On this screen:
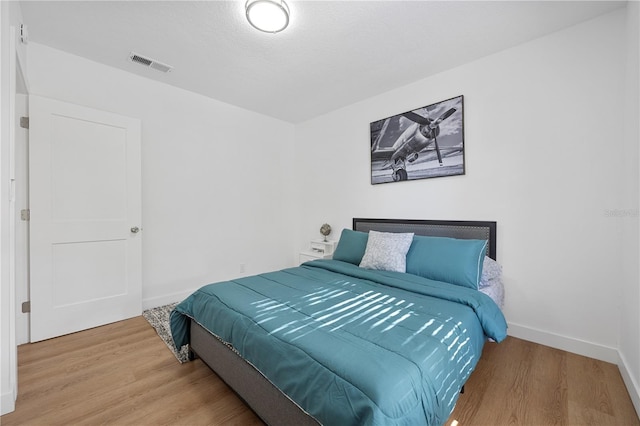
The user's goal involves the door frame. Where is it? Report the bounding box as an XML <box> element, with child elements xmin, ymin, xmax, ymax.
<box><xmin>1</xmin><ymin>23</ymin><xmax>25</xmax><ymax>416</ymax></box>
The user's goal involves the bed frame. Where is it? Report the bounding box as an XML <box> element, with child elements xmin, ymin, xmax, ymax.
<box><xmin>188</xmin><ymin>218</ymin><xmax>497</xmax><ymax>425</ymax></box>
<box><xmin>353</xmin><ymin>218</ymin><xmax>497</xmax><ymax>260</ymax></box>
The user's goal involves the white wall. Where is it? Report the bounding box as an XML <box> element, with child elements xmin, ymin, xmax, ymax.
<box><xmin>26</xmin><ymin>43</ymin><xmax>296</xmax><ymax>309</ymax></box>
<box><xmin>620</xmin><ymin>1</ymin><xmax>640</xmax><ymax>415</ymax></box>
<box><xmin>294</xmin><ymin>9</ymin><xmax>628</xmax><ymax>362</ymax></box>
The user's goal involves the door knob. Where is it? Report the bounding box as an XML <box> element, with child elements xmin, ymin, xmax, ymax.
<box><xmin>130</xmin><ymin>226</ymin><xmax>140</xmax><ymax>234</ymax></box>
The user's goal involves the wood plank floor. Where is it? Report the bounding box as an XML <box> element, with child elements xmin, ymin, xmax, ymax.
<box><xmin>2</xmin><ymin>316</ymin><xmax>638</xmax><ymax>425</ymax></box>
<box><xmin>448</xmin><ymin>337</ymin><xmax>639</xmax><ymax>426</ymax></box>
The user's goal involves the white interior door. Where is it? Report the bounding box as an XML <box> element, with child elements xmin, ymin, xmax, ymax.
<box><xmin>29</xmin><ymin>95</ymin><xmax>142</xmax><ymax>342</ymax></box>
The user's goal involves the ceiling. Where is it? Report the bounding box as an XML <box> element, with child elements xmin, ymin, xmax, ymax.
<box><xmin>20</xmin><ymin>1</ymin><xmax>625</xmax><ymax>123</ymax></box>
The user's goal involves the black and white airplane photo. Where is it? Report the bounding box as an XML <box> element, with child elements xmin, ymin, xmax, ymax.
<box><xmin>370</xmin><ymin>95</ymin><xmax>465</xmax><ymax>184</ymax></box>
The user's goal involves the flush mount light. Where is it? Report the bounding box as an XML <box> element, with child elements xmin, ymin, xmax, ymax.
<box><xmin>245</xmin><ymin>0</ymin><xmax>290</xmax><ymax>33</ymax></box>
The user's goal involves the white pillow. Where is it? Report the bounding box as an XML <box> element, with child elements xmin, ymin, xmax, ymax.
<box><xmin>359</xmin><ymin>231</ymin><xmax>414</xmax><ymax>273</ymax></box>
<box><xmin>480</xmin><ymin>256</ymin><xmax>503</xmax><ymax>288</ymax></box>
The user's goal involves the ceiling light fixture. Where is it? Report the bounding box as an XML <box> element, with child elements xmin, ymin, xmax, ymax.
<box><xmin>245</xmin><ymin>0</ymin><xmax>290</xmax><ymax>33</ymax></box>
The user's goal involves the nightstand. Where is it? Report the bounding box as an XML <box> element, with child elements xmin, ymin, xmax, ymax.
<box><xmin>299</xmin><ymin>239</ymin><xmax>337</xmax><ymax>265</ymax></box>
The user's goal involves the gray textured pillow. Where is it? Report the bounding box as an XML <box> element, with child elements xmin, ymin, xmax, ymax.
<box><xmin>359</xmin><ymin>231</ymin><xmax>414</xmax><ymax>273</ymax></box>
<box><xmin>480</xmin><ymin>256</ymin><xmax>503</xmax><ymax>288</ymax></box>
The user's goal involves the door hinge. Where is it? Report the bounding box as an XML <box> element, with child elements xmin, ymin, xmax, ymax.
<box><xmin>20</xmin><ymin>209</ymin><xmax>30</xmax><ymax>221</ymax></box>
<box><xmin>20</xmin><ymin>116</ymin><xmax>29</xmax><ymax>129</ymax></box>
<box><xmin>22</xmin><ymin>301</ymin><xmax>31</xmax><ymax>313</ymax></box>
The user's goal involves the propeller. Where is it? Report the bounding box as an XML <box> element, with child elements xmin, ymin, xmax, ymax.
<box><xmin>398</xmin><ymin>106</ymin><xmax>458</xmax><ymax>168</ymax></box>
<box><xmin>433</xmin><ymin>136</ymin><xmax>443</xmax><ymax>165</ymax></box>
<box><xmin>425</xmin><ymin>108</ymin><xmax>454</xmax><ymax>166</ymax></box>
<box><xmin>431</xmin><ymin>109</ymin><xmax>455</xmax><ymax>166</ymax></box>
<box><xmin>430</xmin><ymin>108</ymin><xmax>456</xmax><ymax>129</ymax></box>
<box><xmin>401</xmin><ymin>111</ymin><xmax>430</xmax><ymax>126</ymax></box>
<box><xmin>402</xmin><ymin>107</ymin><xmax>456</xmax><ymax>128</ymax></box>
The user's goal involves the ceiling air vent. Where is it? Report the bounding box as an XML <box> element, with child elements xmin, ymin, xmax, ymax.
<box><xmin>128</xmin><ymin>52</ymin><xmax>173</xmax><ymax>73</ymax></box>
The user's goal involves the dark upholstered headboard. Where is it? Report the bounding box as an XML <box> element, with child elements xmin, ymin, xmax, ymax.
<box><xmin>352</xmin><ymin>218</ymin><xmax>497</xmax><ymax>260</ymax></box>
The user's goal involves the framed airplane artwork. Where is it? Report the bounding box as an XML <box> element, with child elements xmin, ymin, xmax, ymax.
<box><xmin>370</xmin><ymin>95</ymin><xmax>465</xmax><ymax>184</ymax></box>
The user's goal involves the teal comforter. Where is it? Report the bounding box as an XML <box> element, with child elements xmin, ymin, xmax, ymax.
<box><xmin>171</xmin><ymin>259</ymin><xmax>507</xmax><ymax>425</ymax></box>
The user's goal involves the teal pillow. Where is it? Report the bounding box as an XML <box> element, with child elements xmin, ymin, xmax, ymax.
<box><xmin>332</xmin><ymin>229</ymin><xmax>369</xmax><ymax>265</ymax></box>
<box><xmin>406</xmin><ymin>235</ymin><xmax>487</xmax><ymax>290</ymax></box>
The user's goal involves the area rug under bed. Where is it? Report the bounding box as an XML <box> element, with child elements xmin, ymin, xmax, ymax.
<box><xmin>142</xmin><ymin>302</ymin><xmax>189</xmax><ymax>363</ymax></box>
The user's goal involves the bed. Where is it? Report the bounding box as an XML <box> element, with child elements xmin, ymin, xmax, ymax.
<box><xmin>170</xmin><ymin>218</ymin><xmax>507</xmax><ymax>425</ymax></box>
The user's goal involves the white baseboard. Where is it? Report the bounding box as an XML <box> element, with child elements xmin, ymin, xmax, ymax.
<box><xmin>1</xmin><ymin>389</ymin><xmax>16</xmax><ymax>416</ymax></box>
<box><xmin>142</xmin><ymin>288</ymin><xmax>197</xmax><ymax>311</ymax></box>
<box><xmin>618</xmin><ymin>350</ymin><xmax>640</xmax><ymax>419</ymax></box>
<box><xmin>507</xmin><ymin>322</ymin><xmax>619</xmax><ymax>363</ymax></box>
